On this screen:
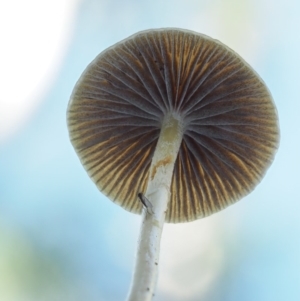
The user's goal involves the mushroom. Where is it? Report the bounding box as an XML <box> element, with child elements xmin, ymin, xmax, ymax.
<box><xmin>67</xmin><ymin>28</ymin><xmax>279</xmax><ymax>301</ymax></box>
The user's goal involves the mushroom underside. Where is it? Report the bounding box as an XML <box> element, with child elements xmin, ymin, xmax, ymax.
<box><xmin>67</xmin><ymin>28</ymin><xmax>279</xmax><ymax>223</ymax></box>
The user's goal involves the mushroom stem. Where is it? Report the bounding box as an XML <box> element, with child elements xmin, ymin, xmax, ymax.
<box><xmin>126</xmin><ymin>114</ymin><xmax>184</xmax><ymax>301</ymax></box>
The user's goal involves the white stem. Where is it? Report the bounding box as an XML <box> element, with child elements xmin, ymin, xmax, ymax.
<box><xmin>126</xmin><ymin>113</ymin><xmax>183</xmax><ymax>301</ymax></box>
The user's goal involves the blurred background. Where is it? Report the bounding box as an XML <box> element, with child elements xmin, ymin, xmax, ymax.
<box><xmin>0</xmin><ymin>0</ymin><xmax>299</xmax><ymax>300</ymax></box>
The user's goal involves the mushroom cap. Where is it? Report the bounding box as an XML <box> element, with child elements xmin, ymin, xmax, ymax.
<box><xmin>67</xmin><ymin>28</ymin><xmax>279</xmax><ymax>223</ymax></box>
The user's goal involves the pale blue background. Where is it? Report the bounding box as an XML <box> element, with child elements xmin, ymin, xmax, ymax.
<box><xmin>1</xmin><ymin>0</ymin><xmax>299</xmax><ymax>300</ymax></box>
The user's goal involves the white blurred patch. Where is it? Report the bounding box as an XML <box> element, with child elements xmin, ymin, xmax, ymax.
<box><xmin>158</xmin><ymin>215</ymin><xmax>227</xmax><ymax>300</ymax></box>
<box><xmin>104</xmin><ymin>206</ymin><xmax>240</xmax><ymax>300</ymax></box>
<box><xmin>0</xmin><ymin>0</ymin><xmax>79</xmax><ymax>143</ymax></box>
